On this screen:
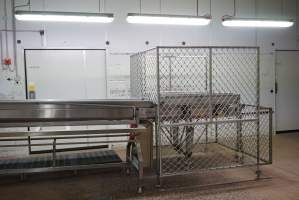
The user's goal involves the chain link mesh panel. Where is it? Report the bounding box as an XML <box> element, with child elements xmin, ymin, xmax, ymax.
<box><xmin>259</xmin><ymin>107</ymin><xmax>272</xmax><ymax>163</ymax></box>
<box><xmin>131</xmin><ymin>48</ymin><xmax>158</xmax><ymax>103</ymax></box>
<box><xmin>130</xmin><ymin>47</ymin><xmax>272</xmax><ymax>177</ymax></box>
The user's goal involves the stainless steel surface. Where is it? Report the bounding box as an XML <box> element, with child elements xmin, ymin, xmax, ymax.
<box><xmin>0</xmin><ymin>120</ymin><xmax>143</xmax><ymax>127</ymax></box>
<box><xmin>0</xmin><ymin>99</ymin><xmax>156</xmax><ymax>127</ymax></box>
<box><xmin>0</xmin><ymin>134</ymin><xmax>131</xmax><ymax>141</ymax></box>
<box><xmin>0</xmin><ymin>140</ymin><xmax>133</xmax><ymax>148</ymax></box>
<box><xmin>0</xmin><ymin>99</ymin><xmax>153</xmax><ymax>192</ymax></box>
<box><xmin>0</xmin><ymin>126</ymin><xmax>147</xmax><ymax>137</ymax></box>
<box><xmin>160</xmin><ymin>92</ymin><xmax>240</xmax><ymax>120</ymax></box>
<box><xmin>0</xmin><ymin>99</ymin><xmax>155</xmax><ymax>106</ymax></box>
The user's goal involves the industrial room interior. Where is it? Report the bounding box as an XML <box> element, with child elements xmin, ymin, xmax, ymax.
<box><xmin>0</xmin><ymin>0</ymin><xmax>299</xmax><ymax>200</ymax></box>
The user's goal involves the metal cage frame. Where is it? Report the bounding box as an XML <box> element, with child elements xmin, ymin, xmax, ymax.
<box><xmin>130</xmin><ymin>46</ymin><xmax>272</xmax><ymax>181</ymax></box>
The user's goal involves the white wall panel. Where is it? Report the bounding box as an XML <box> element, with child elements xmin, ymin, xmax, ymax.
<box><xmin>44</xmin><ymin>0</ymin><xmax>100</xmax><ymax>13</ymax></box>
<box><xmin>25</xmin><ymin>49</ymin><xmax>106</xmax><ymax>99</ymax></box>
<box><xmin>162</xmin><ymin>0</ymin><xmax>197</xmax><ymax>15</ymax></box>
<box><xmin>140</xmin><ymin>0</ymin><xmax>161</xmax><ymax>14</ymax></box>
<box><xmin>260</xmin><ymin>53</ymin><xmax>275</xmax><ymax>108</ymax></box>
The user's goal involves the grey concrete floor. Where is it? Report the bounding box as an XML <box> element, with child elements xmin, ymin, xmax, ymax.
<box><xmin>0</xmin><ymin>133</ymin><xmax>299</xmax><ymax>200</ymax></box>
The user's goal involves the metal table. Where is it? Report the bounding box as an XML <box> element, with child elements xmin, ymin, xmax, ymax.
<box><xmin>0</xmin><ymin>99</ymin><xmax>156</xmax><ymax>193</ymax></box>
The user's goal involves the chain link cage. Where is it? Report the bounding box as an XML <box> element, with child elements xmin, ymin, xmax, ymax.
<box><xmin>131</xmin><ymin>47</ymin><xmax>272</xmax><ymax>177</ymax></box>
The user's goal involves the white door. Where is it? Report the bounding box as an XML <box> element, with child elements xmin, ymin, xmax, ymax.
<box><xmin>276</xmin><ymin>51</ymin><xmax>299</xmax><ymax>132</ymax></box>
<box><xmin>25</xmin><ymin>49</ymin><xmax>107</xmax><ymax>99</ymax></box>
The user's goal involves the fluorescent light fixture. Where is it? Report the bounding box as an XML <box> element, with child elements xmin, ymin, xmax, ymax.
<box><xmin>127</xmin><ymin>13</ymin><xmax>211</xmax><ymax>26</ymax></box>
<box><xmin>15</xmin><ymin>11</ymin><xmax>114</xmax><ymax>23</ymax></box>
<box><xmin>222</xmin><ymin>16</ymin><xmax>294</xmax><ymax>28</ymax></box>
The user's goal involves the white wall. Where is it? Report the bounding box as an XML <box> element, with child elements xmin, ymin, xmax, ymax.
<box><xmin>0</xmin><ymin>0</ymin><xmax>298</xmax><ymax>106</ymax></box>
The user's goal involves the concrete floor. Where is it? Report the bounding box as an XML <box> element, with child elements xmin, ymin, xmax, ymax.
<box><xmin>0</xmin><ymin>133</ymin><xmax>299</xmax><ymax>200</ymax></box>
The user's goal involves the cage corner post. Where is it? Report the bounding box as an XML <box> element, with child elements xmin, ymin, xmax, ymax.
<box><xmin>155</xmin><ymin>46</ymin><xmax>163</xmax><ymax>188</ymax></box>
<box><xmin>256</xmin><ymin>47</ymin><xmax>261</xmax><ymax>179</ymax></box>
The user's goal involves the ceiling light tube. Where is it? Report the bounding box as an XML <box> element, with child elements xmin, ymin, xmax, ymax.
<box><xmin>222</xmin><ymin>16</ymin><xmax>294</xmax><ymax>28</ymax></box>
<box><xmin>127</xmin><ymin>13</ymin><xmax>211</xmax><ymax>26</ymax></box>
<box><xmin>15</xmin><ymin>11</ymin><xmax>114</xmax><ymax>23</ymax></box>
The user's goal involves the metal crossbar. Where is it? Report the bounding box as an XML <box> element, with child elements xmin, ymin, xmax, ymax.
<box><xmin>130</xmin><ymin>46</ymin><xmax>272</xmax><ymax>178</ymax></box>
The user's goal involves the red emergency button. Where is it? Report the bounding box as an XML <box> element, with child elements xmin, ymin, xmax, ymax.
<box><xmin>3</xmin><ymin>58</ymin><xmax>12</xmax><ymax>65</ymax></box>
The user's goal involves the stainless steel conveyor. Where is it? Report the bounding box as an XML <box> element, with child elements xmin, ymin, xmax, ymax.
<box><xmin>0</xmin><ymin>99</ymin><xmax>156</xmax><ymax>193</ymax></box>
<box><xmin>0</xmin><ymin>99</ymin><xmax>156</xmax><ymax>127</ymax></box>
